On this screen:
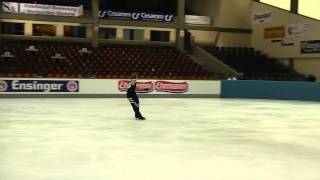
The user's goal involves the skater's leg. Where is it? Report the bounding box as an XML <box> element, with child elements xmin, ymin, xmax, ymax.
<box><xmin>133</xmin><ymin>97</ymin><xmax>144</xmax><ymax>119</ymax></box>
<box><xmin>133</xmin><ymin>98</ymin><xmax>145</xmax><ymax>120</ymax></box>
<box><xmin>128</xmin><ymin>97</ymin><xmax>142</xmax><ymax>118</ymax></box>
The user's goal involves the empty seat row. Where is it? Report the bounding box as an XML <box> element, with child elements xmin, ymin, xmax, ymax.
<box><xmin>0</xmin><ymin>42</ymin><xmax>215</xmax><ymax>80</ymax></box>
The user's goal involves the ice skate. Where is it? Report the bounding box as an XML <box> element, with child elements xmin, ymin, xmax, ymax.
<box><xmin>136</xmin><ymin>116</ymin><xmax>146</xmax><ymax>120</ymax></box>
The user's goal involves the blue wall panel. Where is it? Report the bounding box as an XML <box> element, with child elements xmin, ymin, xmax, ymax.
<box><xmin>221</xmin><ymin>80</ymin><xmax>320</xmax><ymax>101</ymax></box>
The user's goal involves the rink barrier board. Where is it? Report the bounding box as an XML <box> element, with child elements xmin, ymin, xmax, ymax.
<box><xmin>0</xmin><ymin>78</ymin><xmax>221</xmax><ymax>98</ymax></box>
<box><xmin>221</xmin><ymin>80</ymin><xmax>320</xmax><ymax>101</ymax></box>
<box><xmin>0</xmin><ymin>94</ymin><xmax>220</xmax><ymax>98</ymax></box>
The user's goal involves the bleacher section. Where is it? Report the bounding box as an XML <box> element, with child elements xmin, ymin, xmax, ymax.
<box><xmin>205</xmin><ymin>47</ymin><xmax>305</xmax><ymax>81</ymax></box>
<box><xmin>0</xmin><ymin>41</ymin><xmax>214</xmax><ymax>80</ymax></box>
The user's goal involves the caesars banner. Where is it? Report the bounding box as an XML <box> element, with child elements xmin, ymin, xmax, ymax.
<box><xmin>0</xmin><ymin>80</ymin><xmax>79</xmax><ymax>93</ymax></box>
<box><xmin>118</xmin><ymin>80</ymin><xmax>188</xmax><ymax>93</ymax></box>
<box><xmin>301</xmin><ymin>40</ymin><xmax>320</xmax><ymax>54</ymax></box>
<box><xmin>98</xmin><ymin>10</ymin><xmax>174</xmax><ymax>22</ymax></box>
<box><xmin>2</xmin><ymin>2</ymin><xmax>83</xmax><ymax>17</ymax></box>
<box><xmin>253</xmin><ymin>12</ymin><xmax>272</xmax><ymax>24</ymax></box>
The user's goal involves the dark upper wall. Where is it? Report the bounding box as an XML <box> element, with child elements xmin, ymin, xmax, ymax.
<box><xmin>185</xmin><ymin>0</ymin><xmax>251</xmax><ymax>28</ymax></box>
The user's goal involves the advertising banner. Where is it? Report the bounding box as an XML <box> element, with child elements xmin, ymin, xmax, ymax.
<box><xmin>0</xmin><ymin>78</ymin><xmax>220</xmax><ymax>96</ymax></box>
<box><xmin>286</xmin><ymin>23</ymin><xmax>311</xmax><ymax>37</ymax></box>
<box><xmin>2</xmin><ymin>2</ymin><xmax>83</xmax><ymax>17</ymax></box>
<box><xmin>98</xmin><ymin>10</ymin><xmax>174</xmax><ymax>22</ymax></box>
<box><xmin>0</xmin><ymin>80</ymin><xmax>79</xmax><ymax>92</ymax></box>
<box><xmin>118</xmin><ymin>80</ymin><xmax>189</xmax><ymax>94</ymax></box>
<box><xmin>253</xmin><ymin>12</ymin><xmax>272</xmax><ymax>24</ymax></box>
<box><xmin>118</xmin><ymin>80</ymin><xmax>153</xmax><ymax>93</ymax></box>
<box><xmin>301</xmin><ymin>40</ymin><xmax>320</xmax><ymax>54</ymax></box>
<box><xmin>155</xmin><ymin>81</ymin><xmax>188</xmax><ymax>93</ymax></box>
<box><xmin>185</xmin><ymin>15</ymin><xmax>211</xmax><ymax>25</ymax></box>
<box><xmin>264</xmin><ymin>26</ymin><xmax>285</xmax><ymax>39</ymax></box>
<box><xmin>1</xmin><ymin>1</ymin><xmax>19</xmax><ymax>12</ymax></box>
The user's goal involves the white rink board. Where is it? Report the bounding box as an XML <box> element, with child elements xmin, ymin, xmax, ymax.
<box><xmin>0</xmin><ymin>78</ymin><xmax>221</xmax><ymax>96</ymax></box>
<box><xmin>81</xmin><ymin>79</ymin><xmax>220</xmax><ymax>95</ymax></box>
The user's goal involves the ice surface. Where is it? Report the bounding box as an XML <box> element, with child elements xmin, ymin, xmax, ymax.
<box><xmin>0</xmin><ymin>98</ymin><xmax>320</xmax><ymax>180</ymax></box>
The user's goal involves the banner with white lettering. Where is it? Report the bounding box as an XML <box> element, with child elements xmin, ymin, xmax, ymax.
<box><xmin>0</xmin><ymin>80</ymin><xmax>79</xmax><ymax>92</ymax></box>
<box><xmin>118</xmin><ymin>80</ymin><xmax>153</xmax><ymax>93</ymax></box>
<box><xmin>118</xmin><ymin>80</ymin><xmax>188</xmax><ymax>94</ymax></box>
<box><xmin>2</xmin><ymin>2</ymin><xmax>83</xmax><ymax>17</ymax></box>
<box><xmin>155</xmin><ymin>81</ymin><xmax>188</xmax><ymax>93</ymax></box>
<box><xmin>98</xmin><ymin>9</ymin><xmax>174</xmax><ymax>22</ymax></box>
<box><xmin>253</xmin><ymin>12</ymin><xmax>272</xmax><ymax>24</ymax></box>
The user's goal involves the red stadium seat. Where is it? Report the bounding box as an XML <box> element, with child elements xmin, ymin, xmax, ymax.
<box><xmin>0</xmin><ymin>42</ymin><xmax>213</xmax><ymax>80</ymax></box>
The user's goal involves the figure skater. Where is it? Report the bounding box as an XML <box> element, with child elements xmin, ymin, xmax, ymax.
<box><xmin>127</xmin><ymin>73</ymin><xmax>146</xmax><ymax>120</ymax></box>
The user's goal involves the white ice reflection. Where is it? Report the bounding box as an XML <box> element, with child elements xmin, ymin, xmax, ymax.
<box><xmin>0</xmin><ymin>98</ymin><xmax>320</xmax><ymax>180</ymax></box>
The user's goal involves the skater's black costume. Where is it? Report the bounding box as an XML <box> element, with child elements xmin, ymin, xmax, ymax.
<box><xmin>127</xmin><ymin>79</ymin><xmax>145</xmax><ymax>120</ymax></box>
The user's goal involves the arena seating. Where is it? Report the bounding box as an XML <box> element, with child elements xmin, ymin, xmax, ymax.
<box><xmin>205</xmin><ymin>46</ymin><xmax>305</xmax><ymax>81</ymax></box>
<box><xmin>0</xmin><ymin>41</ymin><xmax>214</xmax><ymax>80</ymax></box>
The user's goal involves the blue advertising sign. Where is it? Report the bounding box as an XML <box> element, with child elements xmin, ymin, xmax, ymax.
<box><xmin>98</xmin><ymin>10</ymin><xmax>174</xmax><ymax>22</ymax></box>
<box><xmin>301</xmin><ymin>40</ymin><xmax>320</xmax><ymax>54</ymax></box>
<box><xmin>0</xmin><ymin>80</ymin><xmax>79</xmax><ymax>92</ymax></box>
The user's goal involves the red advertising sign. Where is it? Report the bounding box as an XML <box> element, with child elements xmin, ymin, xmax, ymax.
<box><xmin>118</xmin><ymin>80</ymin><xmax>153</xmax><ymax>93</ymax></box>
<box><xmin>155</xmin><ymin>81</ymin><xmax>188</xmax><ymax>93</ymax></box>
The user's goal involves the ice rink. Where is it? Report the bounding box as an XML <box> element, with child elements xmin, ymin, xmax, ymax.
<box><xmin>0</xmin><ymin>98</ymin><xmax>320</xmax><ymax>180</ymax></box>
